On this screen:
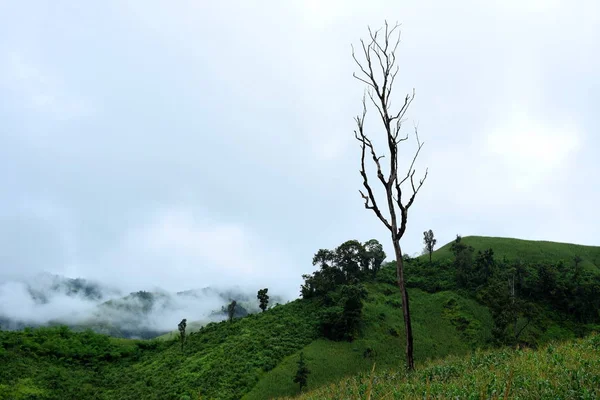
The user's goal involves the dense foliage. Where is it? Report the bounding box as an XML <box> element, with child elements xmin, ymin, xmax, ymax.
<box><xmin>384</xmin><ymin>235</ymin><xmax>600</xmax><ymax>347</ymax></box>
<box><xmin>301</xmin><ymin>240</ymin><xmax>384</xmax><ymax>341</ymax></box>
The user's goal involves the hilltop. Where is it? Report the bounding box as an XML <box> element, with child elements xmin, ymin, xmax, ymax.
<box><xmin>427</xmin><ymin>235</ymin><xmax>600</xmax><ymax>272</ymax></box>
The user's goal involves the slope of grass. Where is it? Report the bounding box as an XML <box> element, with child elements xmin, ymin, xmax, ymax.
<box><xmin>0</xmin><ymin>300</ymin><xmax>321</xmax><ymax>400</ymax></box>
<box><xmin>244</xmin><ymin>284</ymin><xmax>493</xmax><ymax>399</ymax></box>
<box><xmin>427</xmin><ymin>236</ymin><xmax>600</xmax><ymax>272</ymax></box>
<box><xmin>287</xmin><ymin>333</ymin><xmax>600</xmax><ymax>399</ymax></box>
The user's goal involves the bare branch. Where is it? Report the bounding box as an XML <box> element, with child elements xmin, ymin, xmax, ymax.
<box><xmin>390</xmin><ymin>89</ymin><xmax>415</xmax><ymax>122</ymax></box>
<box><xmin>354</xmin><ymin>98</ymin><xmax>392</xmax><ymax>232</ymax></box>
<box><xmin>352</xmin><ymin>72</ymin><xmax>376</xmax><ymax>90</ymax></box>
<box><xmin>366</xmin><ymin>89</ymin><xmax>385</xmax><ymax>124</ymax></box>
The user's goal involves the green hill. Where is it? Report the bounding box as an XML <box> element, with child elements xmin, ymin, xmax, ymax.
<box><xmin>427</xmin><ymin>235</ymin><xmax>600</xmax><ymax>272</ymax></box>
<box><xmin>2</xmin><ymin>236</ymin><xmax>600</xmax><ymax>399</ymax></box>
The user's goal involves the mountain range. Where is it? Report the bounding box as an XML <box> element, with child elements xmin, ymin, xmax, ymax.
<box><xmin>0</xmin><ymin>272</ymin><xmax>284</xmax><ymax>338</ymax></box>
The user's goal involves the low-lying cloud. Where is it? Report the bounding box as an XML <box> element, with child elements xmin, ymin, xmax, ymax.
<box><xmin>0</xmin><ymin>272</ymin><xmax>289</xmax><ymax>337</ymax></box>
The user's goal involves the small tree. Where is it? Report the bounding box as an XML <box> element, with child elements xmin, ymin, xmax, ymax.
<box><xmin>573</xmin><ymin>255</ymin><xmax>584</xmax><ymax>282</ymax></box>
<box><xmin>227</xmin><ymin>300</ymin><xmax>237</xmax><ymax>322</ymax></box>
<box><xmin>293</xmin><ymin>352</ymin><xmax>310</xmax><ymax>392</ymax></box>
<box><xmin>364</xmin><ymin>239</ymin><xmax>386</xmax><ymax>277</ymax></box>
<box><xmin>257</xmin><ymin>288</ymin><xmax>269</xmax><ymax>312</ymax></box>
<box><xmin>423</xmin><ymin>229</ymin><xmax>437</xmax><ymax>263</ymax></box>
<box><xmin>178</xmin><ymin>318</ymin><xmax>187</xmax><ymax>353</ymax></box>
<box><xmin>451</xmin><ymin>235</ymin><xmax>475</xmax><ymax>288</ymax></box>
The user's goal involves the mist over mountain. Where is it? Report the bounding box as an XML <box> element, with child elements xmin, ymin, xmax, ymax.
<box><xmin>0</xmin><ymin>273</ymin><xmax>287</xmax><ymax>338</ymax></box>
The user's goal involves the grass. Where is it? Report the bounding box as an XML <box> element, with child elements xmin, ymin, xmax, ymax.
<box><xmin>427</xmin><ymin>236</ymin><xmax>600</xmax><ymax>272</ymax></box>
<box><xmin>244</xmin><ymin>284</ymin><xmax>493</xmax><ymax>399</ymax></box>
<box><xmin>286</xmin><ymin>333</ymin><xmax>600</xmax><ymax>399</ymax></box>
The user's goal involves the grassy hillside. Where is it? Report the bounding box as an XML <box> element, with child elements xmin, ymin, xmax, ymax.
<box><xmin>2</xmin><ymin>235</ymin><xmax>600</xmax><ymax>399</ymax></box>
<box><xmin>427</xmin><ymin>236</ymin><xmax>600</xmax><ymax>272</ymax></box>
<box><xmin>288</xmin><ymin>333</ymin><xmax>600</xmax><ymax>399</ymax></box>
<box><xmin>0</xmin><ymin>284</ymin><xmax>492</xmax><ymax>400</ymax></box>
<box><xmin>0</xmin><ymin>299</ymin><xmax>320</xmax><ymax>400</ymax></box>
<box><xmin>244</xmin><ymin>284</ymin><xmax>493</xmax><ymax>399</ymax></box>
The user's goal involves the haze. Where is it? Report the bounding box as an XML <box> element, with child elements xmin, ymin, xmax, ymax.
<box><xmin>1</xmin><ymin>1</ymin><xmax>598</xmax><ymax>300</ymax></box>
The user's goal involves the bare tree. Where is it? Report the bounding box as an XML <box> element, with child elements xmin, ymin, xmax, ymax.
<box><xmin>352</xmin><ymin>21</ymin><xmax>428</xmax><ymax>371</ymax></box>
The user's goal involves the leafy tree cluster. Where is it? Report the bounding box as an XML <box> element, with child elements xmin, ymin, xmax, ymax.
<box><xmin>318</xmin><ymin>284</ymin><xmax>368</xmax><ymax>341</ymax></box>
<box><xmin>301</xmin><ymin>239</ymin><xmax>382</xmax><ymax>341</ymax></box>
<box><xmin>301</xmin><ymin>239</ymin><xmax>385</xmax><ymax>298</ymax></box>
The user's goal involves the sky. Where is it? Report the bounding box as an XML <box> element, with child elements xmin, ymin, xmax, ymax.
<box><xmin>1</xmin><ymin>0</ymin><xmax>599</xmax><ymax>297</ymax></box>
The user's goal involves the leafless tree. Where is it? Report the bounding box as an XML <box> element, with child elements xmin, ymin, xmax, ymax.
<box><xmin>352</xmin><ymin>21</ymin><xmax>428</xmax><ymax>371</ymax></box>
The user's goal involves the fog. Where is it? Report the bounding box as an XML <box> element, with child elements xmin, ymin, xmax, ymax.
<box><xmin>0</xmin><ymin>273</ymin><xmax>289</xmax><ymax>337</ymax></box>
<box><xmin>1</xmin><ymin>1</ymin><xmax>598</xmax><ymax>337</ymax></box>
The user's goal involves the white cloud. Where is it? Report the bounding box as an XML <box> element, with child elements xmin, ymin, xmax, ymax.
<box><xmin>485</xmin><ymin>115</ymin><xmax>581</xmax><ymax>190</ymax></box>
<box><xmin>0</xmin><ymin>52</ymin><xmax>93</xmax><ymax>120</ymax></box>
<box><xmin>86</xmin><ymin>207</ymin><xmax>300</xmax><ymax>296</ymax></box>
<box><xmin>133</xmin><ymin>209</ymin><xmax>258</xmax><ymax>274</ymax></box>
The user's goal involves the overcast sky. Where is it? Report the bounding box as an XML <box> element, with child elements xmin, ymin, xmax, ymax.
<box><xmin>1</xmin><ymin>1</ymin><xmax>598</xmax><ymax>296</ymax></box>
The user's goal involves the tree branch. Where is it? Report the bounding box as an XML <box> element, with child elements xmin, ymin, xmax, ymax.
<box><xmin>352</xmin><ymin>21</ymin><xmax>428</xmax><ymax>241</ymax></box>
<box><xmin>354</xmin><ymin>98</ymin><xmax>392</xmax><ymax>231</ymax></box>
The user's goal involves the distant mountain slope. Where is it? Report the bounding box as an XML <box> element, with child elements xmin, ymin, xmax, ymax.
<box><xmin>427</xmin><ymin>235</ymin><xmax>600</xmax><ymax>271</ymax></box>
<box><xmin>0</xmin><ymin>273</ymin><xmax>282</xmax><ymax>338</ymax></box>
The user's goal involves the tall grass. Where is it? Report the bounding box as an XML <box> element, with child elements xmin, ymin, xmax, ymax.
<box><xmin>286</xmin><ymin>334</ymin><xmax>600</xmax><ymax>399</ymax></box>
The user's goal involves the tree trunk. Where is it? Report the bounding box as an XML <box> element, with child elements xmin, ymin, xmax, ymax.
<box><xmin>393</xmin><ymin>239</ymin><xmax>415</xmax><ymax>370</ymax></box>
<box><xmin>429</xmin><ymin>250</ymin><xmax>432</xmax><ymax>264</ymax></box>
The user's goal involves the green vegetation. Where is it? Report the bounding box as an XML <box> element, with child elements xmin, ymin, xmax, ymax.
<box><xmin>428</xmin><ymin>235</ymin><xmax>600</xmax><ymax>272</ymax></box>
<box><xmin>293</xmin><ymin>352</ymin><xmax>310</xmax><ymax>392</ymax></box>
<box><xmin>155</xmin><ymin>319</ymin><xmax>210</xmax><ymax>341</ymax></box>
<box><xmin>0</xmin><ymin>299</ymin><xmax>319</xmax><ymax>400</ymax></box>
<box><xmin>288</xmin><ymin>333</ymin><xmax>600</xmax><ymax>399</ymax></box>
<box><xmin>244</xmin><ymin>286</ymin><xmax>492</xmax><ymax>400</ymax></box>
<box><xmin>2</xmin><ymin>235</ymin><xmax>600</xmax><ymax>399</ymax></box>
